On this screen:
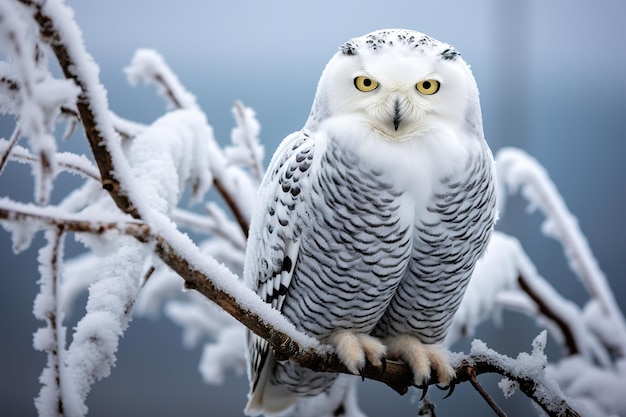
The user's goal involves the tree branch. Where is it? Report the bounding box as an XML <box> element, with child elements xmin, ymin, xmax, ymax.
<box><xmin>517</xmin><ymin>275</ymin><xmax>580</xmax><ymax>355</ymax></box>
<box><xmin>0</xmin><ymin>126</ymin><xmax>21</xmax><ymax>174</ymax></box>
<box><xmin>15</xmin><ymin>4</ymin><xmax>584</xmax><ymax>416</ymax></box>
<box><xmin>21</xmin><ymin>0</ymin><xmax>140</xmax><ymax>218</ymax></box>
<box><xmin>0</xmin><ymin>201</ymin><xmax>150</xmax><ymax>239</ymax></box>
<box><xmin>466</xmin><ymin>367</ymin><xmax>507</xmax><ymax>417</ymax></box>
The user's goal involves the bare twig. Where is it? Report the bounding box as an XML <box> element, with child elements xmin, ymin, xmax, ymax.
<box><xmin>0</xmin><ymin>126</ymin><xmax>21</xmax><ymax>174</ymax></box>
<box><xmin>517</xmin><ymin>275</ymin><xmax>580</xmax><ymax>355</ymax></box>
<box><xmin>213</xmin><ymin>179</ymin><xmax>250</xmax><ymax>237</ymax></box>
<box><xmin>467</xmin><ymin>367</ymin><xmax>507</xmax><ymax>417</ymax></box>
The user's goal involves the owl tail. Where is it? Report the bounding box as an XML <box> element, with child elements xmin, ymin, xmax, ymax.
<box><xmin>245</xmin><ymin>351</ymin><xmax>298</xmax><ymax>416</ymax></box>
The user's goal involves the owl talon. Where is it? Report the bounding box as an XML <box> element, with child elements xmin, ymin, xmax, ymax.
<box><xmin>418</xmin><ymin>384</ymin><xmax>429</xmax><ymax>400</ymax></box>
<box><xmin>440</xmin><ymin>382</ymin><xmax>456</xmax><ymax>399</ymax></box>
<box><xmin>384</xmin><ymin>335</ymin><xmax>455</xmax><ymax>387</ymax></box>
<box><xmin>380</xmin><ymin>357</ymin><xmax>387</xmax><ymax>376</ymax></box>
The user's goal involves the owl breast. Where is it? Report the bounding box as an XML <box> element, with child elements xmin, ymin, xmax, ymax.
<box><xmin>279</xmin><ymin>140</ymin><xmax>414</xmax><ymax>339</ymax></box>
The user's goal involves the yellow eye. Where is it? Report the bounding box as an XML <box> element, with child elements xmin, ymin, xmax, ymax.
<box><xmin>354</xmin><ymin>76</ymin><xmax>379</xmax><ymax>92</ymax></box>
<box><xmin>416</xmin><ymin>79</ymin><xmax>440</xmax><ymax>95</ymax></box>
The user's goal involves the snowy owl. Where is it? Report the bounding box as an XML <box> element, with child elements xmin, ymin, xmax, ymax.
<box><xmin>244</xmin><ymin>29</ymin><xmax>497</xmax><ymax>415</ymax></box>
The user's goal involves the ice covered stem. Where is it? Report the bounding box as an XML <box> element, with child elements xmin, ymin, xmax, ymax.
<box><xmin>33</xmin><ymin>228</ymin><xmax>67</xmax><ymax>417</ymax></box>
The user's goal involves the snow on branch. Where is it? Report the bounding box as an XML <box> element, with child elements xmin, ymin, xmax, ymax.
<box><xmin>123</xmin><ymin>47</ymin><xmax>260</xmax><ymax>233</ymax></box>
<box><xmin>0</xmin><ymin>139</ymin><xmax>100</xmax><ymax>181</ymax></box>
<box><xmin>33</xmin><ymin>228</ymin><xmax>67</xmax><ymax>417</ymax></box>
<box><xmin>0</xmin><ymin>0</ymin><xmax>79</xmax><ymax>204</ymax></box>
<box><xmin>125</xmin><ymin>49</ymin><xmax>198</xmax><ymax>110</ymax></box>
<box><xmin>496</xmin><ymin>148</ymin><xmax>626</xmax><ymax>355</ymax></box>
<box><xmin>19</xmin><ymin>0</ymin><xmax>141</xmax><ymax>217</ymax></box>
<box><xmin>226</xmin><ymin>101</ymin><xmax>265</xmax><ymax>182</ymax></box>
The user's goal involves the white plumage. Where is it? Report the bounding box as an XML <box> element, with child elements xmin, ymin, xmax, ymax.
<box><xmin>244</xmin><ymin>29</ymin><xmax>497</xmax><ymax>416</ymax></box>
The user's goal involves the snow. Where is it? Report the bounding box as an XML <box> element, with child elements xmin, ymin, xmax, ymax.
<box><xmin>0</xmin><ymin>0</ymin><xmax>80</xmax><ymax>204</ymax></box>
<box><xmin>199</xmin><ymin>325</ymin><xmax>247</xmax><ymax>385</ymax></box>
<box><xmin>469</xmin><ymin>332</ymin><xmax>583</xmax><ymax>416</ymax></box>
<box><xmin>498</xmin><ymin>378</ymin><xmax>519</xmax><ymax>399</ymax></box>
<box><xmin>226</xmin><ymin>101</ymin><xmax>265</xmax><ymax>182</ymax></box>
<box><xmin>125</xmin><ymin>49</ymin><xmax>198</xmax><ymax>110</ymax></box>
<box><xmin>126</xmin><ymin>108</ymin><xmax>213</xmax><ymax>213</ymax></box>
<box><xmin>547</xmin><ymin>356</ymin><xmax>626</xmax><ymax>417</ymax></box>
<box><xmin>2</xmin><ymin>2</ymin><xmax>625</xmax><ymax>416</ymax></box>
<box><xmin>64</xmin><ymin>236</ymin><xmax>148</xmax><ymax>415</ymax></box>
<box><xmin>447</xmin><ymin>232</ymin><xmax>521</xmax><ymax>345</ymax></box>
<box><xmin>32</xmin><ymin>228</ymin><xmax>68</xmax><ymax>417</ymax></box>
<box><xmin>496</xmin><ymin>148</ymin><xmax>626</xmax><ymax>351</ymax></box>
<box><xmin>0</xmin><ymin>140</ymin><xmax>100</xmax><ymax>180</ymax></box>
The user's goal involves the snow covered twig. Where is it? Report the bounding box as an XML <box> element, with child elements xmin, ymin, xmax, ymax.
<box><xmin>33</xmin><ymin>227</ymin><xmax>67</xmax><ymax>417</ymax></box>
<box><xmin>0</xmin><ymin>198</ymin><xmax>150</xmax><ymax>240</ymax></box>
<box><xmin>460</xmin><ymin>332</ymin><xmax>581</xmax><ymax>417</ymax></box>
<box><xmin>496</xmin><ymin>148</ymin><xmax>626</xmax><ymax>356</ymax></box>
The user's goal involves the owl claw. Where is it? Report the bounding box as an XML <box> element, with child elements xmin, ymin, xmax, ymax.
<box><xmin>440</xmin><ymin>382</ymin><xmax>456</xmax><ymax>399</ymax></box>
<box><xmin>380</xmin><ymin>357</ymin><xmax>387</xmax><ymax>376</ymax></box>
<box><xmin>358</xmin><ymin>367</ymin><xmax>366</xmax><ymax>382</ymax></box>
<box><xmin>418</xmin><ymin>384</ymin><xmax>429</xmax><ymax>400</ymax></box>
<box><xmin>384</xmin><ymin>335</ymin><xmax>455</xmax><ymax>388</ymax></box>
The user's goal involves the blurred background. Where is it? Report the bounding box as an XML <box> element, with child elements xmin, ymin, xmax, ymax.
<box><xmin>1</xmin><ymin>0</ymin><xmax>624</xmax><ymax>416</ymax></box>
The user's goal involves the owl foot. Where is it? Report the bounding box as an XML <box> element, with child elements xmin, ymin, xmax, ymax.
<box><xmin>327</xmin><ymin>330</ymin><xmax>387</xmax><ymax>376</ymax></box>
<box><xmin>384</xmin><ymin>335</ymin><xmax>455</xmax><ymax>387</ymax></box>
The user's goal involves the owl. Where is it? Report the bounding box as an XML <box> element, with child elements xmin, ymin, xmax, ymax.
<box><xmin>244</xmin><ymin>29</ymin><xmax>496</xmax><ymax>416</ymax></box>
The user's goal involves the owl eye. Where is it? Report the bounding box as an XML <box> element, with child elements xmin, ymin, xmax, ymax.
<box><xmin>416</xmin><ymin>79</ymin><xmax>440</xmax><ymax>95</ymax></box>
<box><xmin>354</xmin><ymin>76</ymin><xmax>379</xmax><ymax>92</ymax></box>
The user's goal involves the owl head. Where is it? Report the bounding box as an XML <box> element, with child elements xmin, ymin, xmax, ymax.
<box><xmin>305</xmin><ymin>29</ymin><xmax>483</xmax><ymax>143</ymax></box>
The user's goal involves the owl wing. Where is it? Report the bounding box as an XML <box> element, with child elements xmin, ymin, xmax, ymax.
<box><xmin>245</xmin><ymin>130</ymin><xmax>316</xmax><ymax>414</ymax></box>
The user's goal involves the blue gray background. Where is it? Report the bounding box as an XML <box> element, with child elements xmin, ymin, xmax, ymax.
<box><xmin>1</xmin><ymin>0</ymin><xmax>624</xmax><ymax>416</ymax></box>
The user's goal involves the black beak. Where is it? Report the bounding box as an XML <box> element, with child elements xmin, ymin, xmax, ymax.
<box><xmin>393</xmin><ymin>100</ymin><xmax>402</xmax><ymax>131</ymax></box>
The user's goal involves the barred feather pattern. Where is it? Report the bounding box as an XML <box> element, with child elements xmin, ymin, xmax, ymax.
<box><xmin>272</xmin><ymin>138</ymin><xmax>413</xmax><ymax>393</ymax></box>
<box><xmin>372</xmin><ymin>141</ymin><xmax>496</xmax><ymax>343</ymax></box>
<box><xmin>246</xmin><ymin>137</ymin><xmax>495</xmax><ymax>412</ymax></box>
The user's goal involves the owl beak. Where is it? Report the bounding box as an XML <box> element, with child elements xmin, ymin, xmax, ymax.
<box><xmin>392</xmin><ymin>100</ymin><xmax>402</xmax><ymax>131</ymax></box>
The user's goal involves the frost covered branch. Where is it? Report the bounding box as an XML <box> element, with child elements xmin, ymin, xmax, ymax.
<box><xmin>125</xmin><ymin>48</ymin><xmax>260</xmax><ymax>234</ymax></box>
<box><xmin>0</xmin><ymin>199</ymin><xmax>150</xmax><ymax>240</ymax></box>
<box><xmin>497</xmin><ymin>148</ymin><xmax>626</xmax><ymax>357</ymax></box>
<box><xmin>33</xmin><ymin>227</ymin><xmax>66</xmax><ymax>417</ymax></box>
<box><xmin>19</xmin><ymin>0</ymin><xmax>140</xmax><ymax>218</ymax></box>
